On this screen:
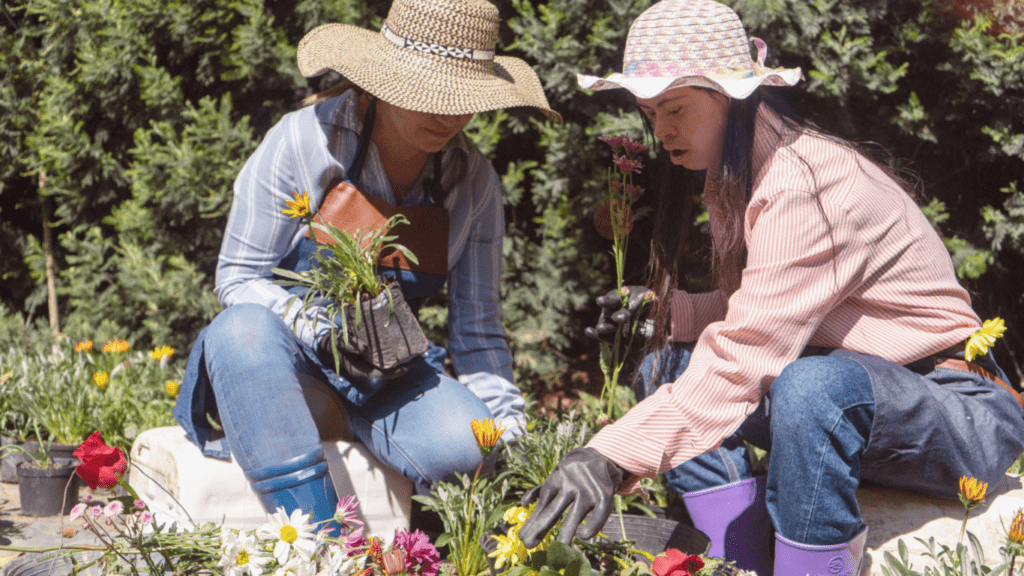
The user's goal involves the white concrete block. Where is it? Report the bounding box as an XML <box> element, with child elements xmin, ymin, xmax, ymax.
<box><xmin>128</xmin><ymin>426</ymin><xmax>412</xmax><ymax>540</ymax></box>
<box><xmin>859</xmin><ymin>475</ymin><xmax>1024</xmax><ymax>575</ymax></box>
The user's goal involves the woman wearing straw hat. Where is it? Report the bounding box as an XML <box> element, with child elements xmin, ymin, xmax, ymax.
<box><xmin>172</xmin><ymin>0</ymin><xmax>560</xmax><ymax>532</ymax></box>
<box><xmin>518</xmin><ymin>1</ymin><xmax>1023</xmax><ymax>574</ymax></box>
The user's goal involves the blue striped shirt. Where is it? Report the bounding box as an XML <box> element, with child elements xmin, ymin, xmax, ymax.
<box><xmin>215</xmin><ymin>89</ymin><xmax>523</xmax><ymax>433</ymax></box>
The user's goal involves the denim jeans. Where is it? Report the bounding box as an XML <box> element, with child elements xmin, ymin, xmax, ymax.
<box><xmin>201</xmin><ymin>302</ymin><xmax>494</xmax><ymax>494</ymax></box>
<box><xmin>637</xmin><ymin>342</ymin><xmax>1024</xmax><ymax>546</ymax></box>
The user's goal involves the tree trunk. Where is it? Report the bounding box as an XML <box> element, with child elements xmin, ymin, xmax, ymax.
<box><xmin>39</xmin><ymin>169</ymin><xmax>60</xmax><ymax>336</ymax></box>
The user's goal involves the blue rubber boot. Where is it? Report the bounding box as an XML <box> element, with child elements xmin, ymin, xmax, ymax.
<box><xmin>774</xmin><ymin>526</ymin><xmax>868</xmax><ymax>576</ymax></box>
<box><xmin>247</xmin><ymin>448</ymin><xmax>341</xmax><ymax>535</ymax></box>
<box><xmin>681</xmin><ymin>475</ymin><xmax>775</xmax><ymax>576</ymax></box>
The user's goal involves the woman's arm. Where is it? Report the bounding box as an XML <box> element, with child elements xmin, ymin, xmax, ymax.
<box><xmin>214</xmin><ymin>109</ymin><xmax>337</xmax><ymax>348</ymax></box>
<box><xmin>446</xmin><ymin>152</ymin><xmax>524</xmax><ymax>437</ymax></box>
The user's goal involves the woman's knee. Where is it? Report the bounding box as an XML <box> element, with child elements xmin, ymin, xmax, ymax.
<box><xmin>769</xmin><ymin>356</ymin><xmax>873</xmax><ymax>424</ymax></box>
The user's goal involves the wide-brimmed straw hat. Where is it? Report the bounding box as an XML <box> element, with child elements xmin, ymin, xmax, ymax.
<box><xmin>297</xmin><ymin>0</ymin><xmax>562</xmax><ymax>123</ymax></box>
<box><xmin>577</xmin><ymin>0</ymin><xmax>801</xmax><ymax>100</ymax></box>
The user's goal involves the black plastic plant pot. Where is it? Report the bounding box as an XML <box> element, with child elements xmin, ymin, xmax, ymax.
<box><xmin>336</xmin><ymin>281</ymin><xmax>430</xmax><ymax>395</ymax></box>
<box><xmin>2</xmin><ymin>440</ymin><xmax>80</xmax><ymax>483</ymax></box>
<box><xmin>16</xmin><ymin>462</ymin><xmax>80</xmax><ymax>517</ymax></box>
<box><xmin>481</xmin><ymin>515</ymin><xmax>710</xmax><ymax>576</ymax></box>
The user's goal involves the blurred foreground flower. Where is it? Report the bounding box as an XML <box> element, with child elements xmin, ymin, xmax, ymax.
<box><xmin>965</xmin><ymin>317</ymin><xmax>1006</xmax><ymax>362</ymax></box>
<box><xmin>653</xmin><ymin>548</ymin><xmax>705</xmax><ymax>576</ymax></box>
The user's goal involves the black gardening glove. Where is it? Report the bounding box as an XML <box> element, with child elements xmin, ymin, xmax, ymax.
<box><xmin>583</xmin><ymin>286</ymin><xmax>653</xmax><ymax>343</ymax></box>
<box><xmin>517</xmin><ymin>447</ymin><xmax>626</xmax><ymax>548</ymax></box>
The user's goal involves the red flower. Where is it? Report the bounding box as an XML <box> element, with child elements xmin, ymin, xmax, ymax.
<box><xmin>73</xmin><ymin>431</ymin><xmax>127</xmax><ymax>490</ymax></box>
<box><xmin>653</xmin><ymin>549</ymin><xmax>705</xmax><ymax>576</ymax></box>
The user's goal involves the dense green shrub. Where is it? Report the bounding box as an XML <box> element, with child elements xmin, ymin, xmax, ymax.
<box><xmin>1</xmin><ymin>0</ymin><xmax>1021</xmax><ymax>394</ymax></box>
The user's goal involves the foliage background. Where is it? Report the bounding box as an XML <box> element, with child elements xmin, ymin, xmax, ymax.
<box><xmin>1</xmin><ymin>0</ymin><xmax>1022</xmax><ymax>395</ymax></box>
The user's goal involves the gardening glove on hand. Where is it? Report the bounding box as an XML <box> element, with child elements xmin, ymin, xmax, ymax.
<box><xmin>517</xmin><ymin>447</ymin><xmax>626</xmax><ymax>548</ymax></box>
<box><xmin>584</xmin><ymin>286</ymin><xmax>653</xmax><ymax>343</ymax></box>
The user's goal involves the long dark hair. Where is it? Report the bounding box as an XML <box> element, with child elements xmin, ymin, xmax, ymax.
<box><xmin>640</xmin><ymin>85</ymin><xmax>921</xmax><ymax>383</ymax></box>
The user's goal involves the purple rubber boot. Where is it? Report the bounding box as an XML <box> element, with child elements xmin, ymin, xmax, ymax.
<box><xmin>681</xmin><ymin>475</ymin><xmax>775</xmax><ymax>576</ymax></box>
<box><xmin>774</xmin><ymin>527</ymin><xmax>868</xmax><ymax>576</ymax></box>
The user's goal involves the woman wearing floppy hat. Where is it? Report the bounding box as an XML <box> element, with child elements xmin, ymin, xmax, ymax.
<box><xmin>172</xmin><ymin>0</ymin><xmax>560</xmax><ymax>532</ymax></box>
<box><xmin>518</xmin><ymin>1</ymin><xmax>1023</xmax><ymax>574</ymax></box>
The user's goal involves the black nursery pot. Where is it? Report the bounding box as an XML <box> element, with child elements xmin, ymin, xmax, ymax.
<box><xmin>1</xmin><ymin>440</ymin><xmax>80</xmax><ymax>483</ymax></box>
<box><xmin>336</xmin><ymin>282</ymin><xmax>430</xmax><ymax>395</ymax></box>
<box><xmin>16</xmin><ymin>462</ymin><xmax>80</xmax><ymax>517</ymax></box>
<box><xmin>481</xmin><ymin>514</ymin><xmax>710</xmax><ymax>576</ymax></box>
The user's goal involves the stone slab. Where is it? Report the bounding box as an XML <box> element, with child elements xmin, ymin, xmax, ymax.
<box><xmin>859</xmin><ymin>474</ymin><xmax>1024</xmax><ymax>575</ymax></box>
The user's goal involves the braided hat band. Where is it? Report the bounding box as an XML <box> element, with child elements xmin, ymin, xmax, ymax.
<box><xmin>577</xmin><ymin>0</ymin><xmax>801</xmax><ymax>100</ymax></box>
<box><xmin>297</xmin><ymin>0</ymin><xmax>561</xmax><ymax>123</ymax></box>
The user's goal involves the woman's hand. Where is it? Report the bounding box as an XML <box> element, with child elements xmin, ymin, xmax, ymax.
<box><xmin>584</xmin><ymin>286</ymin><xmax>653</xmax><ymax>342</ymax></box>
<box><xmin>517</xmin><ymin>447</ymin><xmax>626</xmax><ymax>548</ymax></box>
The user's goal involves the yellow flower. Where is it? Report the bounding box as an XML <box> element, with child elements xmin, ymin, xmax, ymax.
<box><xmin>74</xmin><ymin>340</ymin><xmax>94</xmax><ymax>352</ymax></box>
<box><xmin>149</xmin><ymin>345</ymin><xmax>175</xmax><ymax>361</ymax></box>
<box><xmin>959</xmin><ymin>475</ymin><xmax>988</xmax><ymax>509</ymax></box>
<box><xmin>471</xmin><ymin>418</ymin><xmax>506</xmax><ymax>457</ymax></box>
<box><xmin>1009</xmin><ymin>508</ymin><xmax>1024</xmax><ymax>544</ymax></box>
<box><xmin>0</xmin><ymin>371</ymin><xmax>12</xmax><ymax>384</ymax></box>
<box><xmin>965</xmin><ymin>317</ymin><xmax>1006</xmax><ymax>362</ymax></box>
<box><xmin>93</xmin><ymin>371</ymin><xmax>110</xmax><ymax>390</ymax></box>
<box><xmin>165</xmin><ymin>380</ymin><xmax>180</xmax><ymax>396</ymax></box>
<box><xmin>282</xmin><ymin>190</ymin><xmax>311</xmax><ymax>219</ymax></box>
<box><xmin>102</xmin><ymin>339</ymin><xmax>131</xmax><ymax>354</ymax></box>
<box><xmin>489</xmin><ymin>503</ymin><xmax>550</xmax><ymax>569</ymax></box>
<box><xmin>489</xmin><ymin>532</ymin><xmax>530</xmax><ymax>570</ymax></box>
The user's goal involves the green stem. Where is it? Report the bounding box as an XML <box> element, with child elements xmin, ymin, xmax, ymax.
<box><xmin>1009</xmin><ymin>554</ymin><xmax>1017</xmax><ymax>576</ymax></box>
<box><xmin>958</xmin><ymin>509</ymin><xmax>970</xmax><ymax>544</ymax></box>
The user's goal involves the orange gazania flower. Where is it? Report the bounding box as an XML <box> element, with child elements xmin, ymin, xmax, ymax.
<box><xmin>1009</xmin><ymin>508</ymin><xmax>1024</xmax><ymax>544</ymax></box>
<box><xmin>74</xmin><ymin>340</ymin><xmax>94</xmax><ymax>352</ymax></box>
<box><xmin>471</xmin><ymin>418</ymin><xmax>506</xmax><ymax>457</ymax></box>
<box><xmin>959</xmin><ymin>475</ymin><xmax>988</xmax><ymax>509</ymax></box>
<box><xmin>102</xmin><ymin>339</ymin><xmax>130</xmax><ymax>354</ymax></box>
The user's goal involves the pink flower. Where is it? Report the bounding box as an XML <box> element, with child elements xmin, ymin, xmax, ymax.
<box><xmin>622</xmin><ymin>139</ymin><xmax>649</xmax><ymax>157</ymax></box>
<box><xmin>345</xmin><ymin>527</ymin><xmax>368</xmax><ymax>556</ymax></box>
<box><xmin>90</xmin><ymin>506</ymin><xmax>103</xmax><ymax>519</ymax></box>
<box><xmin>83</xmin><ymin>494</ymin><xmax>93</xmax><ymax>503</ymax></box>
<box><xmin>613</xmin><ymin>154</ymin><xmax>643</xmax><ymax>174</ymax></box>
<box><xmin>69</xmin><ymin>503</ymin><xmax>88</xmax><ymax>521</ymax></box>
<box><xmin>104</xmin><ymin>500</ymin><xmax>124</xmax><ymax>518</ymax></box>
<box><xmin>610</xmin><ymin>180</ymin><xmax>623</xmax><ymax>192</ymax></box>
<box><xmin>134</xmin><ymin>499</ymin><xmax>146</xmax><ymax>510</ymax></box>
<box><xmin>598</xmin><ymin>134</ymin><xmax>628</xmax><ymax>152</ymax></box>
<box><xmin>335</xmin><ymin>495</ymin><xmax>365</xmax><ymax>533</ymax></box>
<box><xmin>594</xmin><ymin>200</ymin><xmax>635</xmax><ymax>240</ymax></box>
<box><xmin>625</xmin><ymin>184</ymin><xmax>645</xmax><ymax>199</ymax></box>
<box><xmin>139</xmin><ymin>511</ymin><xmax>153</xmax><ymax>524</ymax></box>
<box><xmin>392</xmin><ymin>529</ymin><xmax>440</xmax><ymax>576</ymax></box>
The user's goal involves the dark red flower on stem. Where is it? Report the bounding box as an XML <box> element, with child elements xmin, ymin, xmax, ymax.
<box><xmin>653</xmin><ymin>549</ymin><xmax>705</xmax><ymax>576</ymax></box>
<box><xmin>73</xmin><ymin>431</ymin><xmax>127</xmax><ymax>490</ymax></box>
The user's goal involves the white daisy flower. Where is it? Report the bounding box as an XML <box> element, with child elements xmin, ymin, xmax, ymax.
<box><xmin>220</xmin><ymin>528</ymin><xmax>272</xmax><ymax>576</ymax></box>
<box><xmin>275</xmin><ymin>554</ymin><xmax>318</xmax><ymax>576</ymax></box>
<box><xmin>257</xmin><ymin>507</ymin><xmax>318</xmax><ymax>563</ymax></box>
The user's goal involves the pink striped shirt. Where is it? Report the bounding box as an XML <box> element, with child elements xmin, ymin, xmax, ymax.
<box><xmin>587</xmin><ymin>107</ymin><xmax>981</xmax><ymax>488</ymax></box>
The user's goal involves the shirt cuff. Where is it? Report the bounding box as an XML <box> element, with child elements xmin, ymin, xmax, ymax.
<box><xmin>459</xmin><ymin>371</ymin><xmax>526</xmax><ymax>439</ymax></box>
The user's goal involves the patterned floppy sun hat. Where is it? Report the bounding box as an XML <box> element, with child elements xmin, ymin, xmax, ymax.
<box><xmin>577</xmin><ymin>0</ymin><xmax>801</xmax><ymax>100</ymax></box>
<box><xmin>297</xmin><ymin>0</ymin><xmax>561</xmax><ymax>123</ymax></box>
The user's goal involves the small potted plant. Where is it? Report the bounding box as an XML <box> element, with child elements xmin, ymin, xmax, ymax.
<box><xmin>273</xmin><ymin>190</ymin><xmax>429</xmax><ymax>395</ymax></box>
<box><xmin>2</xmin><ymin>425</ymin><xmax>80</xmax><ymax>517</ymax></box>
